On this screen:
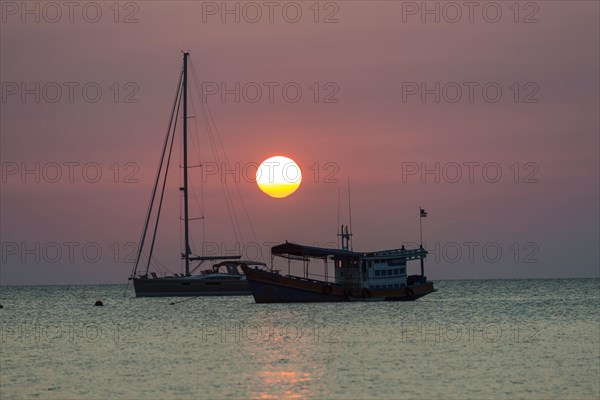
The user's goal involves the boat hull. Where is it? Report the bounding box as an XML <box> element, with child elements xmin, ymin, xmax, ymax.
<box><xmin>132</xmin><ymin>277</ymin><xmax>251</xmax><ymax>297</ymax></box>
<box><xmin>241</xmin><ymin>266</ymin><xmax>435</xmax><ymax>303</ymax></box>
<box><xmin>246</xmin><ymin>278</ymin><xmax>347</xmax><ymax>303</ymax></box>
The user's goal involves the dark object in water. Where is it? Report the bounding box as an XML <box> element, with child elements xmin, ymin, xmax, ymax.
<box><xmin>94</xmin><ymin>300</ymin><xmax>103</xmax><ymax>306</ymax></box>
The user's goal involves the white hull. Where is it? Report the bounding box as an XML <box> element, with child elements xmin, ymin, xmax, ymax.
<box><xmin>132</xmin><ymin>275</ymin><xmax>251</xmax><ymax>297</ymax></box>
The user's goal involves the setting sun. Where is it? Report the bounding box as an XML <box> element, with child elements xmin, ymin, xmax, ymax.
<box><xmin>256</xmin><ymin>156</ymin><xmax>302</xmax><ymax>198</ymax></box>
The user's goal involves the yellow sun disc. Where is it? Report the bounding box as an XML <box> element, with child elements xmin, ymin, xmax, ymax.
<box><xmin>256</xmin><ymin>156</ymin><xmax>302</xmax><ymax>198</ymax></box>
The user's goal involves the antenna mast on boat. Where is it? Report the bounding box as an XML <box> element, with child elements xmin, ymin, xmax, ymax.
<box><xmin>337</xmin><ymin>178</ymin><xmax>353</xmax><ymax>251</ymax></box>
<box><xmin>348</xmin><ymin>177</ymin><xmax>353</xmax><ymax>251</ymax></box>
<box><xmin>182</xmin><ymin>51</ymin><xmax>191</xmax><ymax>276</ymax></box>
<box><xmin>337</xmin><ymin>186</ymin><xmax>341</xmax><ymax>249</ymax></box>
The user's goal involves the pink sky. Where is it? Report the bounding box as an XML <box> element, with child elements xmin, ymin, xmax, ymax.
<box><xmin>1</xmin><ymin>1</ymin><xmax>598</xmax><ymax>284</ymax></box>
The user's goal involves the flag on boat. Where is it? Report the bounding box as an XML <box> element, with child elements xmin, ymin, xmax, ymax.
<box><xmin>420</xmin><ymin>208</ymin><xmax>427</xmax><ymax>218</ymax></box>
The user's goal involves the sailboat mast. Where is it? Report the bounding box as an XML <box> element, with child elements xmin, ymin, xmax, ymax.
<box><xmin>183</xmin><ymin>51</ymin><xmax>191</xmax><ymax>275</ymax></box>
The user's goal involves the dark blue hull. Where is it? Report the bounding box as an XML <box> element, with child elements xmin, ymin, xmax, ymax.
<box><xmin>246</xmin><ymin>279</ymin><xmax>346</xmax><ymax>303</ymax></box>
<box><xmin>132</xmin><ymin>277</ymin><xmax>251</xmax><ymax>297</ymax></box>
<box><xmin>241</xmin><ymin>265</ymin><xmax>436</xmax><ymax>303</ymax></box>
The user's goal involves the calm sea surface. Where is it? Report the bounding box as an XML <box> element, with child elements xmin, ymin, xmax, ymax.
<box><xmin>1</xmin><ymin>279</ymin><xmax>598</xmax><ymax>400</ymax></box>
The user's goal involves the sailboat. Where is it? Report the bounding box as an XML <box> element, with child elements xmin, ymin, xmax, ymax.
<box><xmin>129</xmin><ymin>52</ymin><xmax>263</xmax><ymax>297</ymax></box>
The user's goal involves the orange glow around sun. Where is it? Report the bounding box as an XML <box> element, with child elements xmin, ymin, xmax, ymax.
<box><xmin>256</xmin><ymin>156</ymin><xmax>302</xmax><ymax>198</ymax></box>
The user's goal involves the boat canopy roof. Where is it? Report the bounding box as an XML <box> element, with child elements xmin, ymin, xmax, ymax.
<box><xmin>271</xmin><ymin>242</ymin><xmax>362</xmax><ymax>260</ymax></box>
<box><xmin>271</xmin><ymin>242</ymin><xmax>428</xmax><ymax>261</ymax></box>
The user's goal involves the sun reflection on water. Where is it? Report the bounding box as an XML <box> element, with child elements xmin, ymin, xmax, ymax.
<box><xmin>257</xmin><ymin>370</ymin><xmax>313</xmax><ymax>400</ymax></box>
<box><xmin>242</xmin><ymin>311</ymin><xmax>321</xmax><ymax>400</ymax></box>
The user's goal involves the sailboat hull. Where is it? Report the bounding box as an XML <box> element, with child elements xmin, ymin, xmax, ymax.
<box><xmin>132</xmin><ymin>277</ymin><xmax>251</xmax><ymax>297</ymax></box>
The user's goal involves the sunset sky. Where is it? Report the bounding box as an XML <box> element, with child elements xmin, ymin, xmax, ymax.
<box><xmin>1</xmin><ymin>1</ymin><xmax>598</xmax><ymax>285</ymax></box>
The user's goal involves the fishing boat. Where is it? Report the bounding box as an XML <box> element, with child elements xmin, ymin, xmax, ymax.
<box><xmin>241</xmin><ymin>224</ymin><xmax>436</xmax><ymax>303</ymax></box>
<box><xmin>129</xmin><ymin>52</ymin><xmax>262</xmax><ymax>297</ymax></box>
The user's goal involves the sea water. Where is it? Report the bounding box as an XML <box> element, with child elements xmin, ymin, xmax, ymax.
<box><xmin>1</xmin><ymin>279</ymin><xmax>598</xmax><ymax>399</ymax></box>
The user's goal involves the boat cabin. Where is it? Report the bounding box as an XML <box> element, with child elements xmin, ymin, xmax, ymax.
<box><xmin>270</xmin><ymin>242</ymin><xmax>427</xmax><ymax>291</ymax></box>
